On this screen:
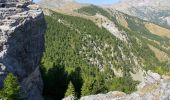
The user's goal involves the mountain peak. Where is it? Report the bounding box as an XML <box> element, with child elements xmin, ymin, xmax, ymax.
<box><xmin>116</xmin><ymin>0</ymin><xmax>170</xmax><ymax>8</ymax></box>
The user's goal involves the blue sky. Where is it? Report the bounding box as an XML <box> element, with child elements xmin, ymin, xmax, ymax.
<box><xmin>33</xmin><ymin>0</ymin><xmax>120</xmax><ymax>5</ymax></box>
<box><xmin>33</xmin><ymin>0</ymin><xmax>40</xmax><ymax>2</ymax></box>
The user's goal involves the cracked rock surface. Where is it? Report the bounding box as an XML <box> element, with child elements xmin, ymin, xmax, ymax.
<box><xmin>0</xmin><ymin>0</ymin><xmax>45</xmax><ymax>100</ymax></box>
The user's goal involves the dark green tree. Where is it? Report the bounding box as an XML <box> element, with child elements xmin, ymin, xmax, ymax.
<box><xmin>92</xmin><ymin>74</ymin><xmax>107</xmax><ymax>94</ymax></box>
<box><xmin>81</xmin><ymin>78</ymin><xmax>93</xmax><ymax>96</ymax></box>
<box><xmin>0</xmin><ymin>73</ymin><xmax>21</xmax><ymax>100</ymax></box>
<box><xmin>65</xmin><ymin>81</ymin><xmax>75</xmax><ymax>97</ymax></box>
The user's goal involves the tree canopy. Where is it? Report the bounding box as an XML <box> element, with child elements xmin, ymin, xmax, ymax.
<box><xmin>0</xmin><ymin>73</ymin><xmax>22</xmax><ymax>100</ymax></box>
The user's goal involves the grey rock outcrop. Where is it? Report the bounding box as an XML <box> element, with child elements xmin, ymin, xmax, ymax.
<box><xmin>63</xmin><ymin>71</ymin><xmax>170</xmax><ymax>100</ymax></box>
<box><xmin>80</xmin><ymin>91</ymin><xmax>128</xmax><ymax>100</ymax></box>
<box><xmin>0</xmin><ymin>0</ymin><xmax>45</xmax><ymax>100</ymax></box>
<box><xmin>62</xmin><ymin>96</ymin><xmax>75</xmax><ymax>100</ymax></box>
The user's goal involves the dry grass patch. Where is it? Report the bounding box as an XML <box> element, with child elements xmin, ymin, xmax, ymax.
<box><xmin>139</xmin><ymin>83</ymin><xmax>159</xmax><ymax>93</ymax></box>
<box><xmin>116</xmin><ymin>16</ymin><xmax>129</xmax><ymax>29</ymax></box>
<box><xmin>148</xmin><ymin>44</ymin><xmax>170</xmax><ymax>62</ymax></box>
<box><xmin>145</xmin><ymin>23</ymin><xmax>170</xmax><ymax>38</ymax></box>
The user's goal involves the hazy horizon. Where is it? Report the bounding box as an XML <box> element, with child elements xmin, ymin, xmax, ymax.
<box><xmin>33</xmin><ymin>0</ymin><xmax>120</xmax><ymax>5</ymax></box>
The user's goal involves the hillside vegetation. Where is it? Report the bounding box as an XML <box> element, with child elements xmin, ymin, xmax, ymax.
<box><xmin>76</xmin><ymin>5</ymin><xmax>170</xmax><ymax>69</ymax></box>
<box><xmin>40</xmin><ymin>6</ymin><xmax>170</xmax><ymax>100</ymax></box>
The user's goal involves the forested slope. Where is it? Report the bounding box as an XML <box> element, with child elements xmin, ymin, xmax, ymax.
<box><xmin>40</xmin><ymin>7</ymin><xmax>170</xmax><ymax>100</ymax></box>
<box><xmin>76</xmin><ymin>5</ymin><xmax>170</xmax><ymax>74</ymax></box>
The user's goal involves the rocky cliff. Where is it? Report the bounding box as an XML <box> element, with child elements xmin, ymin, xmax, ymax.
<box><xmin>0</xmin><ymin>0</ymin><xmax>45</xmax><ymax>100</ymax></box>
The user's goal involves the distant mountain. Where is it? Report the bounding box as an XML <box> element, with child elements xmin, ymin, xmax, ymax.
<box><xmin>111</xmin><ymin>0</ymin><xmax>170</xmax><ymax>29</ymax></box>
<box><xmin>38</xmin><ymin>0</ymin><xmax>87</xmax><ymax>13</ymax></box>
<box><xmin>113</xmin><ymin>0</ymin><xmax>170</xmax><ymax>9</ymax></box>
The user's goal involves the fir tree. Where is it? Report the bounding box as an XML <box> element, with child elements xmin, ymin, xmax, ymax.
<box><xmin>81</xmin><ymin>78</ymin><xmax>93</xmax><ymax>96</ymax></box>
<box><xmin>65</xmin><ymin>81</ymin><xmax>75</xmax><ymax>97</ymax></box>
<box><xmin>0</xmin><ymin>73</ymin><xmax>21</xmax><ymax>100</ymax></box>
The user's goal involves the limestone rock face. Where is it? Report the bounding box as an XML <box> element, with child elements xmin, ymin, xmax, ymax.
<box><xmin>0</xmin><ymin>0</ymin><xmax>45</xmax><ymax>100</ymax></box>
<box><xmin>80</xmin><ymin>91</ymin><xmax>128</xmax><ymax>100</ymax></box>
<box><xmin>62</xmin><ymin>96</ymin><xmax>75</xmax><ymax>100</ymax></box>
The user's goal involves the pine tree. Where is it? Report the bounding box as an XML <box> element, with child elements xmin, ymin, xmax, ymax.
<box><xmin>65</xmin><ymin>81</ymin><xmax>75</xmax><ymax>97</ymax></box>
<box><xmin>0</xmin><ymin>73</ymin><xmax>21</xmax><ymax>100</ymax></box>
<box><xmin>81</xmin><ymin>78</ymin><xmax>92</xmax><ymax>96</ymax></box>
<box><xmin>91</xmin><ymin>73</ymin><xmax>107</xmax><ymax>94</ymax></box>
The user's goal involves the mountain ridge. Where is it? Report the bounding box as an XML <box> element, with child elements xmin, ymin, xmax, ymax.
<box><xmin>111</xmin><ymin>0</ymin><xmax>170</xmax><ymax>29</ymax></box>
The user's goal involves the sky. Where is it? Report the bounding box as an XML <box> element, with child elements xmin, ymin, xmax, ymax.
<box><xmin>33</xmin><ymin>0</ymin><xmax>120</xmax><ymax>5</ymax></box>
<box><xmin>33</xmin><ymin>0</ymin><xmax>40</xmax><ymax>2</ymax></box>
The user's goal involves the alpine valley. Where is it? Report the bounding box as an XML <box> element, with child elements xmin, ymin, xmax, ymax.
<box><xmin>37</xmin><ymin>0</ymin><xmax>170</xmax><ymax>100</ymax></box>
<box><xmin>0</xmin><ymin>0</ymin><xmax>169</xmax><ymax>100</ymax></box>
